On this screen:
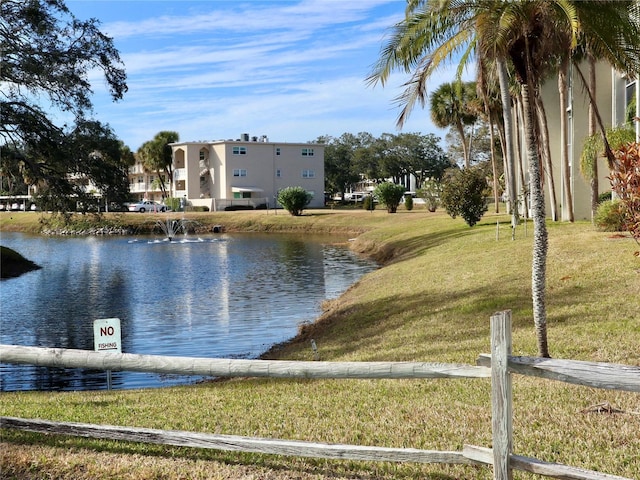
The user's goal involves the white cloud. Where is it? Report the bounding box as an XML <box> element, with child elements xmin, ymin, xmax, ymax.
<box><xmin>73</xmin><ymin>0</ymin><xmax>472</xmax><ymax>150</ymax></box>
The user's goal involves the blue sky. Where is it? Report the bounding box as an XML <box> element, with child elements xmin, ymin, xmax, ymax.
<box><xmin>67</xmin><ymin>0</ymin><xmax>467</xmax><ymax>151</ymax></box>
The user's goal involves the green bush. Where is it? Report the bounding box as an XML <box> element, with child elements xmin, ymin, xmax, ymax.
<box><xmin>277</xmin><ymin>186</ymin><xmax>312</xmax><ymax>216</ymax></box>
<box><xmin>594</xmin><ymin>199</ymin><xmax>626</xmax><ymax>232</ymax></box>
<box><xmin>165</xmin><ymin>197</ymin><xmax>180</xmax><ymax>211</ymax></box>
<box><xmin>598</xmin><ymin>191</ymin><xmax>612</xmax><ymax>204</ymax></box>
<box><xmin>404</xmin><ymin>195</ymin><xmax>414</xmax><ymax>211</ymax></box>
<box><xmin>373</xmin><ymin>182</ymin><xmax>406</xmax><ymax>213</ymax></box>
<box><xmin>362</xmin><ymin>195</ymin><xmax>375</xmax><ymax>211</ymax></box>
<box><xmin>417</xmin><ymin>180</ymin><xmax>442</xmax><ymax>212</ymax></box>
<box><xmin>440</xmin><ymin>167</ymin><xmax>489</xmax><ymax>227</ymax></box>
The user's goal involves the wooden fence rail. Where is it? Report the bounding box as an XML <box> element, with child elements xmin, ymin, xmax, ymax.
<box><xmin>0</xmin><ymin>416</ymin><xmax>478</xmax><ymax>466</ymax></box>
<box><xmin>476</xmin><ymin>354</ymin><xmax>640</xmax><ymax>392</ymax></box>
<box><xmin>1</xmin><ymin>311</ymin><xmax>637</xmax><ymax>480</ymax></box>
<box><xmin>0</xmin><ymin>345</ymin><xmax>491</xmax><ymax>380</ymax></box>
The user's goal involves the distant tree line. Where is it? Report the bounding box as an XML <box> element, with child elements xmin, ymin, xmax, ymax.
<box><xmin>318</xmin><ymin>131</ymin><xmax>452</xmax><ymax>201</ymax></box>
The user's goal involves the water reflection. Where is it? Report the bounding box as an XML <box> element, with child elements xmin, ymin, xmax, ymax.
<box><xmin>0</xmin><ymin>232</ymin><xmax>377</xmax><ymax>391</ymax></box>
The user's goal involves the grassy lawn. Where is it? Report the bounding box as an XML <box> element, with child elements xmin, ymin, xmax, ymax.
<box><xmin>1</xmin><ymin>208</ymin><xmax>639</xmax><ymax>479</ymax></box>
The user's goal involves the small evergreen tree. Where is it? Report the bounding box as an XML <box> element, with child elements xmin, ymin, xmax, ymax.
<box><xmin>404</xmin><ymin>195</ymin><xmax>414</xmax><ymax>211</ymax></box>
<box><xmin>440</xmin><ymin>167</ymin><xmax>488</xmax><ymax>226</ymax></box>
<box><xmin>277</xmin><ymin>187</ymin><xmax>312</xmax><ymax>216</ymax></box>
<box><xmin>373</xmin><ymin>182</ymin><xmax>406</xmax><ymax>213</ymax></box>
<box><xmin>362</xmin><ymin>194</ymin><xmax>376</xmax><ymax>211</ymax></box>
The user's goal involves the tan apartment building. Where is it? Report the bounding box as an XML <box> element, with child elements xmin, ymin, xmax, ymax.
<box><xmin>170</xmin><ymin>134</ymin><xmax>325</xmax><ymax>211</ymax></box>
<box><xmin>538</xmin><ymin>64</ymin><xmax>639</xmax><ymax>221</ymax></box>
<box><xmin>128</xmin><ymin>156</ymin><xmax>169</xmax><ymax>203</ymax></box>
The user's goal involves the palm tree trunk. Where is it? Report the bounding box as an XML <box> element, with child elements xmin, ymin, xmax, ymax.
<box><xmin>456</xmin><ymin>120</ymin><xmax>470</xmax><ymax>168</ymax></box>
<box><xmin>535</xmin><ymin>94</ymin><xmax>558</xmax><ymax>221</ymax></box>
<box><xmin>497</xmin><ymin>59</ymin><xmax>518</xmax><ymax>238</ymax></box>
<box><xmin>521</xmin><ymin>82</ymin><xmax>550</xmax><ymax>358</ymax></box>
<box><xmin>515</xmin><ymin>94</ymin><xmax>529</xmax><ymax>220</ymax></box>
<box><xmin>489</xmin><ymin>118</ymin><xmax>499</xmax><ymax>213</ymax></box>
<box><xmin>558</xmin><ymin>58</ymin><xmax>574</xmax><ymax>222</ymax></box>
<box><xmin>588</xmin><ymin>55</ymin><xmax>598</xmax><ymax>220</ymax></box>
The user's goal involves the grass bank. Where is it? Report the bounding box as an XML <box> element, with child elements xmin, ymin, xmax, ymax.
<box><xmin>1</xmin><ymin>208</ymin><xmax>639</xmax><ymax>479</ymax></box>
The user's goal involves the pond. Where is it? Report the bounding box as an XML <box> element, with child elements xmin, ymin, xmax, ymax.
<box><xmin>0</xmin><ymin>231</ymin><xmax>377</xmax><ymax>391</ymax></box>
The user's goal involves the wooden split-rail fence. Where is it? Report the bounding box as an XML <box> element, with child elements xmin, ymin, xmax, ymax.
<box><xmin>1</xmin><ymin>310</ymin><xmax>639</xmax><ymax>480</ymax></box>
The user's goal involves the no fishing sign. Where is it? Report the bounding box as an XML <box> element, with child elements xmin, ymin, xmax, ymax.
<box><xmin>93</xmin><ymin>318</ymin><xmax>122</xmax><ymax>353</ymax></box>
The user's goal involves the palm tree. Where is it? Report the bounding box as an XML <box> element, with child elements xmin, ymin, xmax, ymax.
<box><xmin>368</xmin><ymin>0</ymin><xmax>555</xmax><ymax>355</ymax></box>
<box><xmin>475</xmin><ymin>62</ymin><xmax>504</xmax><ymax>213</ymax></box>
<box><xmin>429</xmin><ymin>82</ymin><xmax>478</xmax><ymax>168</ymax></box>
<box><xmin>137</xmin><ymin>131</ymin><xmax>179</xmax><ymax>199</ymax></box>
<box><xmin>368</xmin><ymin>0</ymin><xmax>640</xmax><ymax>358</ymax></box>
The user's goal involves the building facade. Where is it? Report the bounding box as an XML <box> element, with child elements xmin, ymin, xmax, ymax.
<box><xmin>127</xmin><ymin>156</ymin><xmax>169</xmax><ymax>203</ymax></box>
<box><xmin>170</xmin><ymin>135</ymin><xmax>325</xmax><ymax>211</ymax></box>
<box><xmin>537</xmin><ymin>63</ymin><xmax>639</xmax><ymax>221</ymax></box>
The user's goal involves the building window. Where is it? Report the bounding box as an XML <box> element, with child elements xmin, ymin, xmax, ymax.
<box><xmin>233</xmin><ymin>146</ymin><xmax>247</xmax><ymax>155</ymax></box>
<box><xmin>199</xmin><ymin>149</ymin><xmax>208</xmax><ymax>161</ymax></box>
<box><xmin>233</xmin><ymin>169</ymin><xmax>247</xmax><ymax>177</ymax></box>
<box><xmin>138</xmin><ymin>177</ymin><xmax>144</xmax><ymax>183</ymax></box>
<box><xmin>302</xmin><ymin>169</ymin><xmax>315</xmax><ymax>178</ymax></box>
<box><xmin>233</xmin><ymin>192</ymin><xmax>252</xmax><ymax>199</ymax></box>
<box><xmin>276</xmin><ymin>169</ymin><xmax>281</xmax><ymax>178</ymax></box>
<box><xmin>276</xmin><ymin>148</ymin><xmax>281</xmax><ymax>156</ymax></box>
<box><xmin>301</xmin><ymin>148</ymin><xmax>314</xmax><ymax>156</ymax></box>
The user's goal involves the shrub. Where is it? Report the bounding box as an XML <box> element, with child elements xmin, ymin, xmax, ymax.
<box><xmin>165</xmin><ymin>197</ymin><xmax>180</xmax><ymax>211</ymax></box>
<box><xmin>417</xmin><ymin>180</ymin><xmax>442</xmax><ymax>212</ymax></box>
<box><xmin>362</xmin><ymin>195</ymin><xmax>375</xmax><ymax>211</ymax></box>
<box><xmin>440</xmin><ymin>167</ymin><xmax>489</xmax><ymax>227</ymax></box>
<box><xmin>404</xmin><ymin>195</ymin><xmax>414</xmax><ymax>211</ymax></box>
<box><xmin>373</xmin><ymin>182</ymin><xmax>406</xmax><ymax>213</ymax></box>
<box><xmin>594</xmin><ymin>199</ymin><xmax>626</xmax><ymax>232</ymax></box>
<box><xmin>598</xmin><ymin>191</ymin><xmax>612</xmax><ymax>204</ymax></box>
<box><xmin>608</xmin><ymin>142</ymin><xmax>640</xmax><ymax>244</ymax></box>
<box><xmin>277</xmin><ymin>186</ymin><xmax>312</xmax><ymax>216</ymax></box>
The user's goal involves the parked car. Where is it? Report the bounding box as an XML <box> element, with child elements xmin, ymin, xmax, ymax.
<box><xmin>128</xmin><ymin>200</ymin><xmax>167</xmax><ymax>213</ymax></box>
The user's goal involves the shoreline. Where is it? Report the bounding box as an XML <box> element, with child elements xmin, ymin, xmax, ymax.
<box><xmin>1</xmin><ymin>210</ymin><xmax>387</xmax><ymax>389</ymax></box>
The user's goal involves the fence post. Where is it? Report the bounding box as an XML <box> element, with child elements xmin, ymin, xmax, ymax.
<box><xmin>490</xmin><ymin>310</ymin><xmax>513</xmax><ymax>480</ymax></box>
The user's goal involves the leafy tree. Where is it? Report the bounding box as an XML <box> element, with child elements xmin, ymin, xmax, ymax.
<box><xmin>1</xmin><ymin>0</ymin><xmax>128</xmax><ymax>207</ymax></box>
<box><xmin>66</xmin><ymin>120</ymin><xmax>132</xmax><ymax>211</ymax></box>
<box><xmin>375</xmin><ymin>133</ymin><xmax>406</xmax><ymax>184</ymax></box>
<box><xmin>320</xmin><ymin>134</ymin><xmax>363</xmax><ymax>200</ymax></box>
<box><xmin>277</xmin><ymin>186</ymin><xmax>312</xmax><ymax>216</ymax></box>
<box><xmin>392</xmin><ymin>132</ymin><xmax>451</xmax><ymax>188</ymax></box>
<box><xmin>417</xmin><ymin>179</ymin><xmax>443</xmax><ymax>212</ymax></box>
<box><xmin>374</xmin><ymin>182</ymin><xmax>406</xmax><ymax>213</ymax></box>
<box><xmin>440</xmin><ymin>167</ymin><xmax>489</xmax><ymax>227</ymax></box>
<box><xmin>137</xmin><ymin>131</ymin><xmax>180</xmax><ymax>198</ymax></box>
